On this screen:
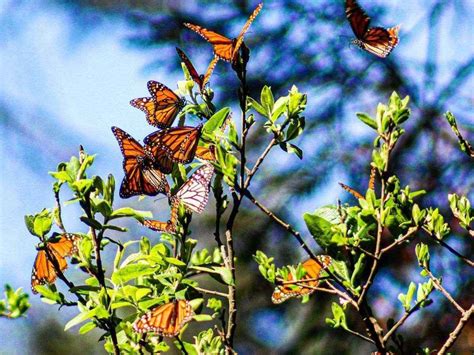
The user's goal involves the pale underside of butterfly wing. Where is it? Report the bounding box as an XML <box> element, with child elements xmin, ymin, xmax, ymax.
<box><xmin>175</xmin><ymin>164</ymin><xmax>214</xmax><ymax>214</ymax></box>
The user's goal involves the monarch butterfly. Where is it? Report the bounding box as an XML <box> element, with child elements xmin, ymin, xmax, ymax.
<box><xmin>272</xmin><ymin>255</ymin><xmax>332</xmax><ymax>304</ymax></box>
<box><xmin>345</xmin><ymin>0</ymin><xmax>400</xmax><ymax>58</ymax></box>
<box><xmin>31</xmin><ymin>233</ymin><xmax>80</xmax><ymax>293</ymax></box>
<box><xmin>133</xmin><ymin>300</ymin><xmax>194</xmax><ymax>337</ymax></box>
<box><xmin>144</xmin><ymin>125</ymin><xmax>203</xmax><ymax>174</ymax></box>
<box><xmin>143</xmin><ymin>197</ymin><xmax>179</xmax><ymax>233</ymax></box>
<box><xmin>368</xmin><ymin>166</ymin><xmax>376</xmax><ymax>190</ymax></box>
<box><xmin>175</xmin><ymin>164</ymin><xmax>214</xmax><ymax>214</ymax></box>
<box><xmin>184</xmin><ymin>3</ymin><xmax>263</xmax><ymax>62</ymax></box>
<box><xmin>195</xmin><ymin>145</ymin><xmax>216</xmax><ymax>162</ymax></box>
<box><xmin>176</xmin><ymin>47</ymin><xmax>219</xmax><ymax>92</ymax></box>
<box><xmin>112</xmin><ymin>126</ymin><xmax>169</xmax><ymax>198</ymax></box>
<box><xmin>130</xmin><ymin>81</ymin><xmax>186</xmax><ymax>128</ymax></box>
<box><xmin>339</xmin><ymin>182</ymin><xmax>364</xmax><ymax>200</ymax></box>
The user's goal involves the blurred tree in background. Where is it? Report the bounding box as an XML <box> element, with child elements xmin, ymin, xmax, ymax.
<box><xmin>1</xmin><ymin>0</ymin><xmax>472</xmax><ymax>353</ymax></box>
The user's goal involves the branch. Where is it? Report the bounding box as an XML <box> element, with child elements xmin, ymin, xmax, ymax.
<box><xmin>242</xmin><ymin>189</ymin><xmax>318</xmax><ymax>260</ymax></box>
<box><xmin>424</xmin><ymin>268</ymin><xmax>465</xmax><ymax>314</ymax></box>
<box><xmin>438</xmin><ymin>305</ymin><xmax>474</xmax><ymax>355</ymax></box>
<box><xmin>383</xmin><ymin>297</ymin><xmax>429</xmax><ymax>343</ymax></box>
<box><xmin>194</xmin><ymin>287</ymin><xmax>228</xmax><ymax>299</ymax></box>
<box><xmin>381</xmin><ymin>226</ymin><xmax>419</xmax><ymax>254</ymax></box>
<box><xmin>422</xmin><ymin>227</ymin><xmax>474</xmax><ymax>267</ymax></box>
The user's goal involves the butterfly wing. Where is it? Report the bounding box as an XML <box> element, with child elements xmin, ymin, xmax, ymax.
<box><xmin>175</xmin><ymin>164</ymin><xmax>214</xmax><ymax>214</ymax></box>
<box><xmin>143</xmin><ymin>198</ymin><xmax>179</xmax><ymax>233</ymax></box>
<box><xmin>176</xmin><ymin>47</ymin><xmax>204</xmax><ymax>90</ymax></box>
<box><xmin>195</xmin><ymin>145</ymin><xmax>216</xmax><ymax>162</ymax></box>
<box><xmin>360</xmin><ymin>26</ymin><xmax>399</xmax><ymax>58</ymax></box>
<box><xmin>31</xmin><ymin>234</ymin><xmax>80</xmax><ymax>293</ymax></box>
<box><xmin>112</xmin><ymin>126</ymin><xmax>168</xmax><ymax>198</ymax></box>
<box><xmin>133</xmin><ymin>300</ymin><xmax>194</xmax><ymax>337</ymax></box>
<box><xmin>144</xmin><ymin>125</ymin><xmax>203</xmax><ymax>174</ymax></box>
<box><xmin>345</xmin><ymin>0</ymin><xmax>371</xmax><ymax>39</ymax></box>
<box><xmin>202</xmin><ymin>55</ymin><xmax>219</xmax><ymax>89</ymax></box>
<box><xmin>130</xmin><ymin>81</ymin><xmax>184</xmax><ymax>128</ymax></box>
<box><xmin>184</xmin><ymin>23</ymin><xmax>235</xmax><ymax>61</ymax></box>
<box><xmin>233</xmin><ymin>3</ymin><xmax>263</xmax><ymax>58</ymax></box>
<box><xmin>272</xmin><ymin>256</ymin><xmax>332</xmax><ymax>304</ymax></box>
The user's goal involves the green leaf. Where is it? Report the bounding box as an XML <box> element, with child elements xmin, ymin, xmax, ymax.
<box><xmin>247</xmin><ymin>97</ymin><xmax>267</xmax><ymax>117</ymax></box>
<box><xmin>165</xmin><ymin>257</ymin><xmax>186</xmax><ymax>267</ymax></box>
<box><xmin>193</xmin><ymin>314</ymin><xmax>213</xmax><ymax>322</ymax></box>
<box><xmin>80</xmin><ymin>216</ymin><xmax>103</xmax><ymax>230</ymax></box>
<box><xmin>202</xmin><ymin>107</ymin><xmax>230</xmax><ymax>136</ymax></box>
<box><xmin>109</xmin><ymin>208</ymin><xmax>152</xmax><ymax>222</ymax></box>
<box><xmin>260</xmin><ymin>86</ymin><xmax>274</xmax><ymax>118</ymax></box>
<box><xmin>405</xmin><ymin>282</ymin><xmax>416</xmax><ymax>311</ymax></box>
<box><xmin>212</xmin><ymin>267</ymin><xmax>234</xmax><ymax>286</ymax></box>
<box><xmin>304</xmin><ymin>206</ymin><xmax>340</xmax><ymax>249</ymax></box>
<box><xmin>356</xmin><ymin>113</ymin><xmax>377</xmax><ymax>129</ymax></box>
<box><xmin>111</xmin><ymin>264</ymin><xmax>156</xmax><ymax>284</ymax></box>
<box><xmin>32</xmin><ymin>209</ymin><xmax>53</xmax><ymax>237</ymax></box>
<box><xmin>79</xmin><ymin>322</ymin><xmax>96</xmax><ymax>334</ymax></box>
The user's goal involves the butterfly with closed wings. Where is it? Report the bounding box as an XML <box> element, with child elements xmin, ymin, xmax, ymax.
<box><xmin>176</xmin><ymin>47</ymin><xmax>219</xmax><ymax>93</ymax></box>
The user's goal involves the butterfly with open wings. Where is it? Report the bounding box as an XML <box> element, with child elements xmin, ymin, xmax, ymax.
<box><xmin>184</xmin><ymin>3</ymin><xmax>263</xmax><ymax>63</ymax></box>
<box><xmin>345</xmin><ymin>0</ymin><xmax>400</xmax><ymax>58</ymax></box>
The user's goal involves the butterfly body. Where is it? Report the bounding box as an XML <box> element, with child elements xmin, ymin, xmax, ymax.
<box><xmin>272</xmin><ymin>255</ymin><xmax>332</xmax><ymax>304</ymax></box>
<box><xmin>31</xmin><ymin>234</ymin><xmax>80</xmax><ymax>293</ymax></box>
<box><xmin>133</xmin><ymin>300</ymin><xmax>194</xmax><ymax>337</ymax></box>
<box><xmin>130</xmin><ymin>81</ymin><xmax>186</xmax><ymax>128</ymax></box>
<box><xmin>345</xmin><ymin>0</ymin><xmax>399</xmax><ymax>58</ymax></box>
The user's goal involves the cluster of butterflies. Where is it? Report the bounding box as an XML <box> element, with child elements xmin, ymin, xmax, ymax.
<box><xmin>31</xmin><ymin>0</ymin><xmax>400</xmax><ymax>338</ymax></box>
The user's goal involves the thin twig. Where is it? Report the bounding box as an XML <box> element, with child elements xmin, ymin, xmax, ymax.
<box><xmin>343</xmin><ymin>326</ymin><xmax>376</xmax><ymax>344</ymax></box>
<box><xmin>424</xmin><ymin>268</ymin><xmax>465</xmax><ymax>314</ymax></box>
<box><xmin>381</xmin><ymin>226</ymin><xmax>419</xmax><ymax>254</ymax></box>
<box><xmin>242</xmin><ymin>189</ymin><xmax>317</xmax><ymax>260</ymax></box>
<box><xmin>422</xmin><ymin>227</ymin><xmax>474</xmax><ymax>267</ymax></box>
<box><xmin>194</xmin><ymin>286</ymin><xmax>228</xmax><ymax>298</ymax></box>
<box><xmin>438</xmin><ymin>305</ymin><xmax>474</xmax><ymax>354</ymax></box>
<box><xmin>383</xmin><ymin>298</ymin><xmax>428</xmax><ymax>343</ymax></box>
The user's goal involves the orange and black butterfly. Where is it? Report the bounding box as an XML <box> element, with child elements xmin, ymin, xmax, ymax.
<box><xmin>195</xmin><ymin>145</ymin><xmax>216</xmax><ymax>162</ymax></box>
<box><xmin>272</xmin><ymin>256</ymin><xmax>332</xmax><ymax>304</ymax></box>
<box><xmin>176</xmin><ymin>47</ymin><xmax>219</xmax><ymax>93</ymax></box>
<box><xmin>345</xmin><ymin>0</ymin><xmax>399</xmax><ymax>58</ymax></box>
<box><xmin>130</xmin><ymin>81</ymin><xmax>186</xmax><ymax>128</ymax></box>
<box><xmin>184</xmin><ymin>3</ymin><xmax>263</xmax><ymax>62</ymax></box>
<box><xmin>143</xmin><ymin>197</ymin><xmax>179</xmax><ymax>233</ymax></box>
<box><xmin>112</xmin><ymin>126</ymin><xmax>169</xmax><ymax>198</ymax></box>
<box><xmin>31</xmin><ymin>233</ymin><xmax>80</xmax><ymax>294</ymax></box>
<box><xmin>133</xmin><ymin>300</ymin><xmax>194</xmax><ymax>337</ymax></box>
<box><xmin>144</xmin><ymin>125</ymin><xmax>203</xmax><ymax>174</ymax></box>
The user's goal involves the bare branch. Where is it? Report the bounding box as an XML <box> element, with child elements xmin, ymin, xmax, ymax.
<box><xmin>438</xmin><ymin>305</ymin><xmax>474</xmax><ymax>355</ymax></box>
<box><xmin>424</xmin><ymin>268</ymin><xmax>465</xmax><ymax>314</ymax></box>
